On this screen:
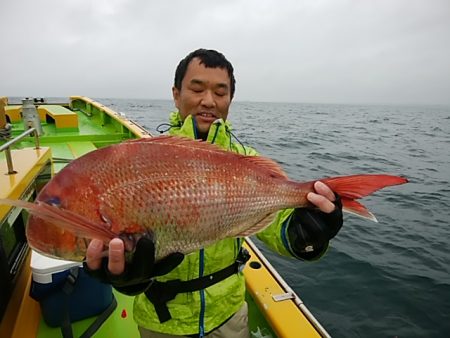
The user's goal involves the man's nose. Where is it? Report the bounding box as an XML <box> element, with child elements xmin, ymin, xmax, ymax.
<box><xmin>201</xmin><ymin>90</ymin><xmax>215</xmax><ymax>107</ymax></box>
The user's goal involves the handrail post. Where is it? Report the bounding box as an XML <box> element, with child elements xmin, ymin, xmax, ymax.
<box><xmin>1</xmin><ymin>98</ymin><xmax>43</xmax><ymax>174</ymax></box>
<box><xmin>34</xmin><ymin>129</ymin><xmax>40</xmax><ymax>149</ymax></box>
<box><xmin>5</xmin><ymin>148</ymin><xmax>16</xmax><ymax>174</ymax></box>
<box><xmin>0</xmin><ymin>128</ymin><xmax>38</xmax><ymax>175</ymax></box>
<box><xmin>27</xmin><ymin>121</ymin><xmax>40</xmax><ymax>150</ymax></box>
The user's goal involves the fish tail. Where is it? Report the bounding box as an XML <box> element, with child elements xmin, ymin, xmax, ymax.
<box><xmin>320</xmin><ymin>174</ymin><xmax>408</xmax><ymax>222</ymax></box>
<box><xmin>0</xmin><ymin>198</ymin><xmax>116</xmax><ymax>242</ymax></box>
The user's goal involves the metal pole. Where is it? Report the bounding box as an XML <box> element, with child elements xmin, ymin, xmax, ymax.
<box><xmin>34</xmin><ymin>129</ymin><xmax>40</xmax><ymax>149</ymax></box>
<box><xmin>4</xmin><ymin>148</ymin><xmax>15</xmax><ymax>174</ymax></box>
<box><xmin>0</xmin><ymin>127</ymin><xmax>36</xmax><ymax>152</ymax></box>
<box><xmin>0</xmin><ymin>127</ymin><xmax>37</xmax><ymax>175</ymax></box>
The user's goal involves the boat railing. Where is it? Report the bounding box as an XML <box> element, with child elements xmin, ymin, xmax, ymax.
<box><xmin>0</xmin><ymin>127</ymin><xmax>40</xmax><ymax>175</ymax></box>
<box><xmin>245</xmin><ymin>238</ymin><xmax>332</xmax><ymax>338</ymax></box>
<box><xmin>1</xmin><ymin>96</ymin><xmax>42</xmax><ymax>174</ymax></box>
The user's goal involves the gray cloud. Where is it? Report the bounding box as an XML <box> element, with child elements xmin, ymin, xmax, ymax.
<box><xmin>1</xmin><ymin>0</ymin><xmax>449</xmax><ymax>104</ymax></box>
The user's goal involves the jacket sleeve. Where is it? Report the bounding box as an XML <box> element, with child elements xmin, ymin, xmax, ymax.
<box><xmin>256</xmin><ymin>208</ymin><xmax>298</xmax><ymax>258</ymax></box>
<box><xmin>232</xmin><ymin>143</ymin><xmax>259</xmax><ymax>156</ymax></box>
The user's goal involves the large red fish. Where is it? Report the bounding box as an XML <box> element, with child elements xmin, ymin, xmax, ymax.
<box><xmin>0</xmin><ymin>136</ymin><xmax>407</xmax><ymax>261</ymax></box>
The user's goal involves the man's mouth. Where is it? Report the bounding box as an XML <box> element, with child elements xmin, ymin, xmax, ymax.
<box><xmin>197</xmin><ymin>112</ymin><xmax>217</xmax><ymax>118</ymax></box>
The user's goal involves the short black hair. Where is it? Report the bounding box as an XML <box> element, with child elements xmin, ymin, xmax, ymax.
<box><xmin>174</xmin><ymin>49</ymin><xmax>236</xmax><ymax>99</ymax></box>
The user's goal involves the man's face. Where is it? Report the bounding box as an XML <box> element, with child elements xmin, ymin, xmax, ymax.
<box><xmin>172</xmin><ymin>58</ymin><xmax>232</xmax><ymax>138</ymax></box>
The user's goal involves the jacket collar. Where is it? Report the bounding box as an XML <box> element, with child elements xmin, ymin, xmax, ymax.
<box><xmin>168</xmin><ymin>112</ymin><xmax>233</xmax><ymax>150</ymax></box>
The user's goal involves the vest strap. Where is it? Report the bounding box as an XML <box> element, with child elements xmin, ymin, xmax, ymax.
<box><xmin>144</xmin><ymin>248</ymin><xmax>250</xmax><ymax>323</ymax></box>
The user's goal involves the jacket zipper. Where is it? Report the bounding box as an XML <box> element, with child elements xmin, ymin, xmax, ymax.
<box><xmin>198</xmin><ymin>248</ymin><xmax>205</xmax><ymax>337</ymax></box>
<box><xmin>210</xmin><ymin>122</ymin><xmax>220</xmax><ymax>144</ymax></box>
<box><xmin>198</xmin><ymin>122</ymin><xmax>220</xmax><ymax>337</ymax></box>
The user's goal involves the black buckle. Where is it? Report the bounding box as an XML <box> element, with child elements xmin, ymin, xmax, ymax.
<box><xmin>61</xmin><ymin>267</ymin><xmax>79</xmax><ymax>295</ymax></box>
<box><xmin>236</xmin><ymin>248</ymin><xmax>251</xmax><ymax>273</ymax></box>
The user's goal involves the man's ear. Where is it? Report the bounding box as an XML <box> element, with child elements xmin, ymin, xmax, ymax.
<box><xmin>172</xmin><ymin>86</ymin><xmax>180</xmax><ymax>109</ymax></box>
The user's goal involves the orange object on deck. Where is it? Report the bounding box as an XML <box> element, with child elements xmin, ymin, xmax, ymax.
<box><xmin>0</xmin><ymin>97</ymin><xmax>7</xmax><ymax>129</ymax></box>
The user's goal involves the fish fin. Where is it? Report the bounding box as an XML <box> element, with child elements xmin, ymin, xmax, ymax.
<box><xmin>318</xmin><ymin>174</ymin><xmax>408</xmax><ymax>222</ymax></box>
<box><xmin>240</xmin><ymin>156</ymin><xmax>288</xmax><ymax>179</ymax></box>
<box><xmin>123</xmin><ymin>136</ymin><xmax>289</xmax><ymax>179</ymax></box>
<box><xmin>341</xmin><ymin>198</ymin><xmax>378</xmax><ymax>222</ymax></box>
<box><xmin>321</xmin><ymin>174</ymin><xmax>408</xmax><ymax>199</ymax></box>
<box><xmin>234</xmin><ymin>212</ymin><xmax>278</xmax><ymax>237</ymax></box>
<box><xmin>0</xmin><ymin>199</ymin><xmax>116</xmax><ymax>242</ymax></box>
<box><xmin>122</xmin><ymin>136</ymin><xmax>153</xmax><ymax>143</ymax></box>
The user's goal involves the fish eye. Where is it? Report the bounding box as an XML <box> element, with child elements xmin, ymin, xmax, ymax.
<box><xmin>45</xmin><ymin>196</ymin><xmax>61</xmax><ymax>207</ymax></box>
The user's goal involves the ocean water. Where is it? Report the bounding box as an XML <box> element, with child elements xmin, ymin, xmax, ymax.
<box><xmin>102</xmin><ymin>98</ymin><xmax>450</xmax><ymax>338</ymax></box>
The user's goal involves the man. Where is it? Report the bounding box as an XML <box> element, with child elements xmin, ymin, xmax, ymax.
<box><xmin>86</xmin><ymin>49</ymin><xmax>343</xmax><ymax>338</ymax></box>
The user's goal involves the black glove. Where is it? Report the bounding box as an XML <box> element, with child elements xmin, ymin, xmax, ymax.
<box><xmin>287</xmin><ymin>195</ymin><xmax>343</xmax><ymax>260</ymax></box>
<box><xmin>83</xmin><ymin>237</ymin><xmax>184</xmax><ymax>295</ymax></box>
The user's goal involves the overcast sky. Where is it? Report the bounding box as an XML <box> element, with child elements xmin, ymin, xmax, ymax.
<box><xmin>1</xmin><ymin>0</ymin><xmax>449</xmax><ymax>105</ymax></box>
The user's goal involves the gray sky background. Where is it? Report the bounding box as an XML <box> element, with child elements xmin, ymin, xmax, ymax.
<box><xmin>1</xmin><ymin>0</ymin><xmax>449</xmax><ymax>105</ymax></box>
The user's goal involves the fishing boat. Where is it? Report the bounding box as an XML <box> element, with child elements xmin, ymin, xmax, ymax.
<box><xmin>0</xmin><ymin>96</ymin><xmax>330</xmax><ymax>338</ymax></box>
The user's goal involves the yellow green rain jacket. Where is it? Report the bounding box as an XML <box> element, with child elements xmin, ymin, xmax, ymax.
<box><xmin>133</xmin><ymin>113</ymin><xmax>299</xmax><ymax>335</ymax></box>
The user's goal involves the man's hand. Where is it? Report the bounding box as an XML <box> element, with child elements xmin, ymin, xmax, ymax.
<box><xmin>86</xmin><ymin>238</ymin><xmax>125</xmax><ymax>275</ymax></box>
<box><xmin>287</xmin><ymin>181</ymin><xmax>344</xmax><ymax>260</ymax></box>
<box><xmin>306</xmin><ymin>181</ymin><xmax>337</xmax><ymax>213</ymax></box>
<box><xmin>84</xmin><ymin>237</ymin><xmax>184</xmax><ymax>295</ymax></box>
